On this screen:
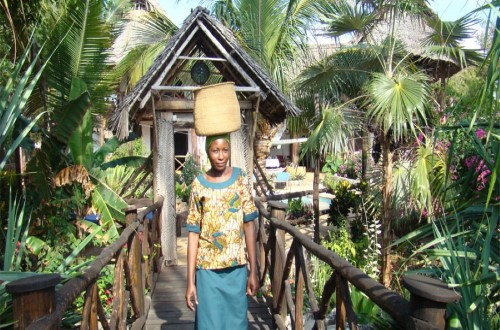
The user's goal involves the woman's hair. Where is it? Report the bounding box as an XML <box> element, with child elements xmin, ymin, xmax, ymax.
<box><xmin>205</xmin><ymin>134</ymin><xmax>230</xmax><ymax>154</ymax></box>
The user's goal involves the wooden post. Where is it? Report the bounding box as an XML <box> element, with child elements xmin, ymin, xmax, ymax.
<box><xmin>6</xmin><ymin>274</ymin><xmax>61</xmax><ymax>329</ymax></box>
<box><xmin>294</xmin><ymin>243</ymin><xmax>304</xmax><ymax>330</ymax></box>
<box><xmin>335</xmin><ymin>273</ymin><xmax>346</xmax><ymax>330</ymax></box>
<box><xmin>142</xmin><ymin>213</ymin><xmax>152</xmax><ymax>290</ymax></box>
<box><xmin>269</xmin><ymin>201</ymin><xmax>288</xmax><ymax>324</ymax></box>
<box><xmin>402</xmin><ymin>274</ymin><xmax>460</xmax><ymax>330</ymax></box>
<box><xmin>151</xmin><ymin>209</ymin><xmax>162</xmax><ymax>272</ymax></box>
<box><xmin>124</xmin><ymin>207</ymin><xmax>145</xmax><ymax>318</ymax></box>
<box><xmin>154</xmin><ymin>111</ymin><xmax>177</xmax><ymax>265</ymax></box>
<box><xmin>81</xmin><ymin>281</ymin><xmax>98</xmax><ymax>329</ymax></box>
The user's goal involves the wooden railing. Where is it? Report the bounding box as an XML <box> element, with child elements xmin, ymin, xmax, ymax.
<box><xmin>254</xmin><ymin>193</ymin><xmax>460</xmax><ymax>330</ymax></box>
<box><xmin>6</xmin><ymin>196</ymin><xmax>164</xmax><ymax>330</ymax></box>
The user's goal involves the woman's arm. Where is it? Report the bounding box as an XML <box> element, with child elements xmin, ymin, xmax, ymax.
<box><xmin>244</xmin><ymin>220</ymin><xmax>259</xmax><ymax>296</ymax></box>
<box><xmin>186</xmin><ymin>231</ymin><xmax>199</xmax><ymax>311</ymax></box>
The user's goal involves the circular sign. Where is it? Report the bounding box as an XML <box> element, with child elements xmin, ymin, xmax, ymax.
<box><xmin>190</xmin><ymin>61</ymin><xmax>210</xmax><ymax>85</ymax></box>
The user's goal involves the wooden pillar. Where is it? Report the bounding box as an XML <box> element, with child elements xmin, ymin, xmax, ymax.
<box><xmin>402</xmin><ymin>274</ymin><xmax>460</xmax><ymax>330</ymax></box>
<box><xmin>6</xmin><ymin>274</ymin><xmax>61</xmax><ymax>329</ymax></box>
<box><xmin>269</xmin><ymin>201</ymin><xmax>288</xmax><ymax>323</ymax></box>
<box><xmin>154</xmin><ymin>111</ymin><xmax>177</xmax><ymax>265</ymax></box>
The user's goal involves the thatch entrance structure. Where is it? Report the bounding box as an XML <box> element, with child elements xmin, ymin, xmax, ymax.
<box><xmin>110</xmin><ymin>7</ymin><xmax>300</xmax><ymax>265</ymax></box>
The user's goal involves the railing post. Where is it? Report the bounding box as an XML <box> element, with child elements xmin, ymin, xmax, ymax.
<box><xmin>124</xmin><ymin>207</ymin><xmax>145</xmax><ymax>318</ymax></box>
<box><xmin>335</xmin><ymin>273</ymin><xmax>346</xmax><ymax>330</ymax></box>
<box><xmin>6</xmin><ymin>274</ymin><xmax>61</xmax><ymax>329</ymax></box>
<box><xmin>402</xmin><ymin>274</ymin><xmax>461</xmax><ymax>330</ymax></box>
<box><xmin>269</xmin><ymin>201</ymin><xmax>288</xmax><ymax>324</ymax></box>
<box><xmin>294</xmin><ymin>243</ymin><xmax>304</xmax><ymax>330</ymax></box>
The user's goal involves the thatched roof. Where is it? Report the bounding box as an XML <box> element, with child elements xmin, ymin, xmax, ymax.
<box><xmin>110</xmin><ymin>6</ymin><xmax>300</xmax><ymax>139</ymax></box>
<box><xmin>368</xmin><ymin>16</ymin><xmax>465</xmax><ymax>80</ymax></box>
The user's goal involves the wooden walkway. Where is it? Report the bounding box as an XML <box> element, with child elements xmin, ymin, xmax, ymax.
<box><xmin>145</xmin><ymin>228</ymin><xmax>275</xmax><ymax>329</ymax></box>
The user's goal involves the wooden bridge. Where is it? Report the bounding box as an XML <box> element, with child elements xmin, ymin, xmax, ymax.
<box><xmin>7</xmin><ymin>191</ymin><xmax>460</xmax><ymax>330</ymax></box>
<box><xmin>144</xmin><ymin>232</ymin><xmax>274</xmax><ymax>329</ymax></box>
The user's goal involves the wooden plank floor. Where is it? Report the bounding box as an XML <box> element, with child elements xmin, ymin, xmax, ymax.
<box><xmin>145</xmin><ymin>265</ymin><xmax>275</xmax><ymax>330</ymax></box>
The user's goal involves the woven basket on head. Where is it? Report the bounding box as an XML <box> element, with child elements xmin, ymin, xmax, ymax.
<box><xmin>193</xmin><ymin>82</ymin><xmax>241</xmax><ymax>136</ymax></box>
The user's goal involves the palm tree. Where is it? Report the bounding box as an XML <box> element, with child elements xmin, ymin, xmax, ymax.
<box><xmin>295</xmin><ymin>0</ymin><xmax>435</xmax><ymax>286</ymax></box>
<box><xmin>299</xmin><ymin>103</ymin><xmax>356</xmax><ymax>243</ymax></box>
<box><xmin>113</xmin><ymin>4</ymin><xmax>177</xmax><ymax>97</ymax></box>
<box><xmin>366</xmin><ymin>71</ymin><xmax>429</xmax><ymax>286</ymax></box>
<box><xmin>14</xmin><ymin>0</ymin><xmax>135</xmax><ymax>240</ymax></box>
<box><xmin>419</xmin><ymin>13</ymin><xmax>484</xmax><ymax>109</ymax></box>
<box><xmin>207</xmin><ymin>0</ymin><xmax>332</xmax><ymax>168</ymax></box>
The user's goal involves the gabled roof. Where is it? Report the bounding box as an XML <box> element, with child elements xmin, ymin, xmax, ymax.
<box><xmin>110</xmin><ymin>6</ymin><xmax>300</xmax><ymax>139</ymax></box>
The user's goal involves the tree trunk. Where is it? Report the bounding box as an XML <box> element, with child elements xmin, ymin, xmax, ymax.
<box><xmin>313</xmin><ymin>158</ymin><xmax>320</xmax><ymax>244</ymax></box>
<box><xmin>380</xmin><ymin>133</ymin><xmax>393</xmax><ymax>288</ymax></box>
<box><xmin>361</xmin><ymin>129</ymin><xmax>369</xmax><ymax>183</ymax></box>
<box><xmin>291</xmin><ymin>132</ymin><xmax>299</xmax><ymax>165</ymax></box>
<box><xmin>254</xmin><ymin>118</ymin><xmax>279</xmax><ymax>184</ymax></box>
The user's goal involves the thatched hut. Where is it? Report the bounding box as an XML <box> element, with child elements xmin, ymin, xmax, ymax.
<box><xmin>110</xmin><ymin>7</ymin><xmax>299</xmax><ymax>265</ymax></box>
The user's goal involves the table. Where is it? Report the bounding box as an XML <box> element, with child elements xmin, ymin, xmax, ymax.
<box><xmin>265</xmin><ymin>158</ymin><xmax>280</xmax><ymax>168</ymax></box>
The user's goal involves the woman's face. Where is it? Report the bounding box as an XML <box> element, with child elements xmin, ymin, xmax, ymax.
<box><xmin>207</xmin><ymin>138</ymin><xmax>230</xmax><ymax>172</ymax></box>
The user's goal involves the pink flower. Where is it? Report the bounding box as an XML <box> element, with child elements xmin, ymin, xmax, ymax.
<box><xmin>475</xmin><ymin>128</ymin><xmax>486</xmax><ymax>139</ymax></box>
<box><xmin>440</xmin><ymin>114</ymin><xmax>447</xmax><ymax>124</ymax></box>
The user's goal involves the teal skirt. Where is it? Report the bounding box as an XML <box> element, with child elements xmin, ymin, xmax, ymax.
<box><xmin>195</xmin><ymin>265</ymin><xmax>248</xmax><ymax>330</ymax></box>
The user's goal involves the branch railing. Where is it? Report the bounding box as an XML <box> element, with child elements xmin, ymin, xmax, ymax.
<box><xmin>6</xmin><ymin>196</ymin><xmax>164</xmax><ymax>330</ymax></box>
<box><xmin>254</xmin><ymin>193</ymin><xmax>460</xmax><ymax>330</ymax></box>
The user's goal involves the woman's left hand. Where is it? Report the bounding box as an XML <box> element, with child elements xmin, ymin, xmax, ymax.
<box><xmin>246</xmin><ymin>271</ymin><xmax>259</xmax><ymax>296</ymax></box>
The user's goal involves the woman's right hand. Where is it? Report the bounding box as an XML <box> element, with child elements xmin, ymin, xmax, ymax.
<box><xmin>185</xmin><ymin>283</ymin><xmax>198</xmax><ymax>311</ymax></box>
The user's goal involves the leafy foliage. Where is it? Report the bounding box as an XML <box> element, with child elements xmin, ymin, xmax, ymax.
<box><xmin>176</xmin><ymin>154</ymin><xmax>201</xmax><ymax>203</ymax></box>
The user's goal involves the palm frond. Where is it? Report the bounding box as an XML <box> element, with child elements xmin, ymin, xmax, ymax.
<box><xmin>366</xmin><ymin>71</ymin><xmax>429</xmax><ymax>141</ymax></box>
<box><xmin>300</xmin><ymin>103</ymin><xmax>356</xmax><ymax>161</ymax></box>
<box><xmin>320</xmin><ymin>0</ymin><xmax>378</xmax><ymax>38</ymax></box>
<box><xmin>43</xmin><ymin>0</ymin><xmax>115</xmax><ymax>113</ymax></box>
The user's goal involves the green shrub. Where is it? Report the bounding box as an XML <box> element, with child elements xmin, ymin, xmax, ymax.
<box><xmin>286</xmin><ymin>198</ymin><xmax>313</xmax><ymax>222</ymax></box>
<box><xmin>176</xmin><ymin>154</ymin><xmax>200</xmax><ymax>203</ymax></box>
<box><xmin>326</xmin><ymin>180</ymin><xmax>360</xmax><ymax>227</ymax></box>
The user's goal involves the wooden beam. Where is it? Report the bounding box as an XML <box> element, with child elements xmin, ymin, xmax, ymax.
<box><xmin>154</xmin><ymin>25</ymin><xmax>200</xmax><ymax>89</ymax></box>
<box><xmin>155</xmin><ymin>99</ymin><xmax>253</xmax><ymax>111</ymax></box>
<box><xmin>196</xmin><ymin>21</ymin><xmax>266</xmax><ymax>99</ymax></box>
<box><xmin>178</xmin><ymin>55</ymin><xmax>227</xmax><ymax>61</ymax></box>
<box><xmin>151</xmin><ymin>85</ymin><xmax>261</xmax><ymax>93</ymax></box>
<box><xmin>138</xmin><ymin>25</ymin><xmax>200</xmax><ymax>109</ymax></box>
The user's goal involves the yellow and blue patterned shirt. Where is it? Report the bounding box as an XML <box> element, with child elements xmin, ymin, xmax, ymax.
<box><xmin>186</xmin><ymin>167</ymin><xmax>258</xmax><ymax>270</ymax></box>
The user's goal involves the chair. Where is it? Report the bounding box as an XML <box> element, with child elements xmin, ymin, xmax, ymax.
<box><xmin>274</xmin><ymin>172</ymin><xmax>290</xmax><ymax>189</ymax></box>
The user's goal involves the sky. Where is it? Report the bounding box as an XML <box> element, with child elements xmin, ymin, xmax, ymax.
<box><xmin>157</xmin><ymin>0</ymin><xmax>488</xmax><ymax>26</ymax></box>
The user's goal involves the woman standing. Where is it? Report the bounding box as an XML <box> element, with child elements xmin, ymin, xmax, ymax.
<box><xmin>185</xmin><ymin>134</ymin><xmax>259</xmax><ymax>329</ymax></box>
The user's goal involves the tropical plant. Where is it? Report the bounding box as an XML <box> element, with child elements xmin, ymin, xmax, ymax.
<box><xmin>0</xmin><ymin>38</ymin><xmax>46</xmax><ymax>174</ymax></box>
<box><xmin>295</xmin><ymin>0</ymin><xmax>464</xmax><ymax>287</ymax></box>
<box><xmin>420</xmin><ymin>12</ymin><xmax>484</xmax><ymax>108</ymax></box>
<box><xmin>326</xmin><ymin>179</ymin><xmax>361</xmax><ymax>227</ymax></box>
<box><xmin>207</xmin><ymin>0</ymin><xmax>333</xmax><ymax>168</ymax></box>
<box><xmin>1</xmin><ymin>193</ymin><xmax>30</xmax><ymax>272</ymax></box>
<box><xmin>393</xmin><ymin>3</ymin><xmax>500</xmax><ymax>325</ymax></box>
<box><xmin>299</xmin><ymin>103</ymin><xmax>355</xmax><ymax>243</ymax></box>
<box><xmin>113</xmin><ymin>5</ymin><xmax>177</xmax><ymax>94</ymax></box>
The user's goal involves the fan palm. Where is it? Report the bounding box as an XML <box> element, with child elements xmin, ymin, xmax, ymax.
<box><xmin>419</xmin><ymin>13</ymin><xmax>484</xmax><ymax>108</ymax></box>
<box><xmin>295</xmin><ymin>0</ymin><xmax>436</xmax><ymax>286</ymax></box>
<box><xmin>365</xmin><ymin>70</ymin><xmax>429</xmax><ymax>286</ymax></box>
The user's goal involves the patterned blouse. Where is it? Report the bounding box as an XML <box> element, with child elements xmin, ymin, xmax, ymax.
<box><xmin>186</xmin><ymin>167</ymin><xmax>258</xmax><ymax>270</ymax></box>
